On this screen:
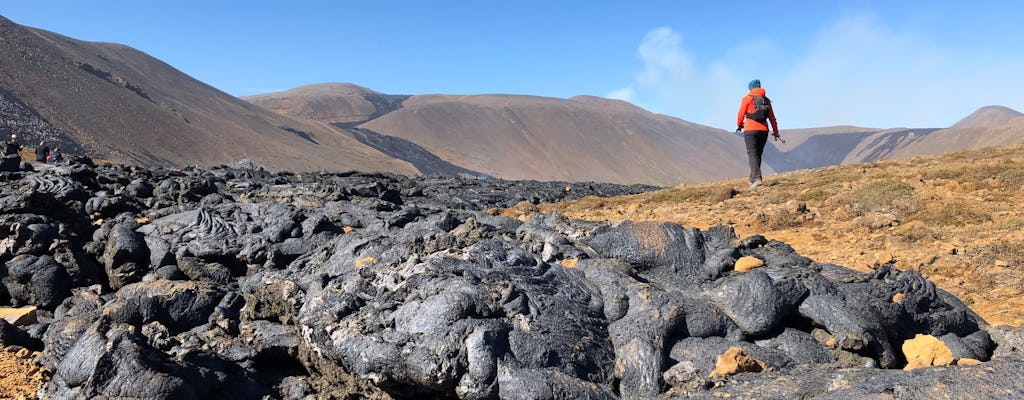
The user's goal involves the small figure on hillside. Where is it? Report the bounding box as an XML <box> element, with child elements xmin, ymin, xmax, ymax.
<box><xmin>736</xmin><ymin>79</ymin><xmax>781</xmax><ymax>191</ymax></box>
<box><xmin>35</xmin><ymin>139</ymin><xmax>50</xmax><ymax>162</ymax></box>
<box><xmin>49</xmin><ymin>148</ymin><xmax>64</xmax><ymax>164</ymax></box>
<box><xmin>3</xmin><ymin>134</ymin><xmax>20</xmax><ymax>156</ymax></box>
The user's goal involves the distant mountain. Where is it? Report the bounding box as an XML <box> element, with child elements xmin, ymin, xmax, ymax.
<box><xmin>243</xmin><ymin>83</ymin><xmax>409</xmax><ymax>126</ymax></box>
<box><xmin>3</xmin><ymin>14</ymin><xmax>1022</xmax><ymax>186</ymax></box>
<box><xmin>0</xmin><ymin>15</ymin><xmax>415</xmax><ymax>174</ymax></box>
<box><xmin>876</xmin><ymin>106</ymin><xmax>1024</xmax><ymax>159</ymax></box>
<box><xmin>248</xmin><ymin>85</ymin><xmax>751</xmax><ymax>186</ymax></box>
<box><xmin>949</xmin><ymin>105</ymin><xmax>1023</xmax><ymax>130</ymax></box>
<box><xmin>360</xmin><ymin>94</ymin><xmax>748</xmax><ymax>185</ymax></box>
<box><xmin>763</xmin><ymin>105</ymin><xmax>1024</xmax><ymax>172</ymax></box>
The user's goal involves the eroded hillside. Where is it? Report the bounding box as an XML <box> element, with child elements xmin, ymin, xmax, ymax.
<box><xmin>505</xmin><ymin>143</ymin><xmax>1024</xmax><ymax>326</ymax></box>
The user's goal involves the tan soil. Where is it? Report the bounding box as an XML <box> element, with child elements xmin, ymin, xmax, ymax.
<box><xmin>503</xmin><ymin>143</ymin><xmax>1024</xmax><ymax>327</ymax></box>
<box><xmin>0</xmin><ymin>346</ymin><xmax>47</xmax><ymax>400</ymax></box>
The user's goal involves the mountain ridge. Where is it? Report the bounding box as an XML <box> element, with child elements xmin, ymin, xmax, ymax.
<box><xmin>0</xmin><ymin>15</ymin><xmax>417</xmax><ymax>175</ymax></box>
<box><xmin>3</xmin><ymin>14</ymin><xmax>1024</xmax><ymax>187</ymax></box>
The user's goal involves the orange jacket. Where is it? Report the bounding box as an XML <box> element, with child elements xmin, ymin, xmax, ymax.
<box><xmin>736</xmin><ymin>88</ymin><xmax>779</xmax><ymax>134</ymax></box>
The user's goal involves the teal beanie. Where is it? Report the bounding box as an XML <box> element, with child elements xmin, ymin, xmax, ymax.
<box><xmin>748</xmin><ymin>79</ymin><xmax>761</xmax><ymax>90</ymax></box>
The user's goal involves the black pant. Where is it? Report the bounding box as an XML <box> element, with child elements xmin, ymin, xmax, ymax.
<box><xmin>744</xmin><ymin>131</ymin><xmax>768</xmax><ymax>183</ymax></box>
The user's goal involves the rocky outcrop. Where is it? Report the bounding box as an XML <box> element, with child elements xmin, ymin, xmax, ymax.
<box><xmin>1</xmin><ymin>160</ymin><xmax>1022</xmax><ymax>399</ymax></box>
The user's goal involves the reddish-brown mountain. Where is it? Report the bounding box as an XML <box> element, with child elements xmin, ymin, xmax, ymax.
<box><xmin>0</xmin><ymin>16</ymin><xmax>415</xmax><ymax>174</ymax></box>
<box><xmin>4</xmin><ymin>14</ymin><xmax>1022</xmax><ymax>186</ymax></box>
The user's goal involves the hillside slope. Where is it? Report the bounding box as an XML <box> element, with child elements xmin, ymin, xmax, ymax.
<box><xmin>363</xmin><ymin>94</ymin><xmax>752</xmax><ymax>185</ymax></box>
<box><xmin>249</xmin><ymin>84</ymin><xmax>752</xmax><ymax>186</ymax></box>
<box><xmin>0</xmin><ymin>15</ymin><xmax>415</xmax><ymax>174</ymax></box>
<box><xmin>506</xmin><ymin>142</ymin><xmax>1024</xmax><ymax>326</ymax></box>
<box><xmin>768</xmin><ymin>106</ymin><xmax>1024</xmax><ymax>171</ymax></box>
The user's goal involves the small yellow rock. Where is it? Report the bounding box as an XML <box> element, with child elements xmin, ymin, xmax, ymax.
<box><xmin>734</xmin><ymin>256</ymin><xmax>765</xmax><ymax>272</ymax></box>
<box><xmin>0</xmin><ymin>306</ymin><xmax>38</xmax><ymax>326</ymax></box>
<box><xmin>355</xmin><ymin>257</ymin><xmax>378</xmax><ymax>268</ymax></box>
<box><xmin>957</xmin><ymin>358</ymin><xmax>983</xmax><ymax>366</ymax></box>
<box><xmin>561</xmin><ymin>258</ymin><xmax>579</xmax><ymax>268</ymax></box>
<box><xmin>903</xmin><ymin>334</ymin><xmax>954</xmax><ymax>370</ymax></box>
<box><xmin>710</xmin><ymin>346</ymin><xmax>766</xmax><ymax>377</ymax></box>
<box><xmin>892</xmin><ymin>293</ymin><xmax>907</xmax><ymax>304</ymax></box>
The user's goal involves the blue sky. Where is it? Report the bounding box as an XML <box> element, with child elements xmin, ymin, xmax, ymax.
<box><xmin>4</xmin><ymin>1</ymin><xmax>1023</xmax><ymax>129</ymax></box>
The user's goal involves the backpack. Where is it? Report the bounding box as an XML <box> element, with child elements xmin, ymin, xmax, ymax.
<box><xmin>745</xmin><ymin>95</ymin><xmax>771</xmax><ymax>123</ymax></box>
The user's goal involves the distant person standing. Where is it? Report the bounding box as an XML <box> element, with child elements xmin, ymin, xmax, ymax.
<box><xmin>50</xmin><ymin>148</ymin><xmax>64</xmax><ymax>163</ymax></box>
<box><xmin>35</xmin><ymin>139</ymin><xmax>49</xmax><ymax>162</ymax></box>
<box><xmin>2</xmin><ymin>134</ymin><xmax>23</xmax><ymax>172</ymax></box>
<box><xmin>4</xmin><ymin>134</ymin><xmax>19</xmax><ymax>156</ymax></box>
<box><xmin>736</xmin><ymin>79</ymin><xmax>780</xmax><ymax>191</ymax></box>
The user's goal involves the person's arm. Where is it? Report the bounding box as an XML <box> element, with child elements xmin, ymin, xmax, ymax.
<box><xmin>736</xmin><ymin>96</ymin><xmax>750</xmax><ymax>130</ymax></box>
<box><xmin>768</xmin><ymin>101</ymin><xmax>780</xmax><ymax>137</ymax></box>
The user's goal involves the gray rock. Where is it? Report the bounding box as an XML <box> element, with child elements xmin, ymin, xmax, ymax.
<box><xmin>2</xmin><ymin>254</ymin><xmax>71</xmax><ymax>309</ymax></box>
<box><xmin>102</xmin><ymin>222</ymin><xmax>150</xmax><ymax>289</ymax></box>
<box><xmin>1</xmin><ymin>160</ymin><xmax>1014</xmax><ymax>400</ymax></box>
<box><xmin>102</xmin><ymin>280</ymin><xmax>224</xmax><ymax>334</ymax></box>
<box><xmin>41</xmin><ymin>320</ymin><xmax>253</xmax><ymax>400</ymax></box>
<box><xmin>986</xmin><ymin>325</ymin><xmax>1024</xmax><ymax>360</ymax></box>
<box><xmin>703</xmin><ymin>270</ymin><xmax>783</xmax><ymax>336</ymax></box>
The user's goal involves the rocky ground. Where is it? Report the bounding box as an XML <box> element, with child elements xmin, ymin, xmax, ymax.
<box><xmin>508</xmin><ymin>143</ymin><xmax>1024</xmax><ymax>328</ymax></box>
<box><xmin>1</xmin><ymin>151</ymin><xmax>1023</xmax><ymax>399</ymax></box>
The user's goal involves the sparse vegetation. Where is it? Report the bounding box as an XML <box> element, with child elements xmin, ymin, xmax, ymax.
<box><xmin>523</xmin><ymin>142</ymin><xmax>1024</xmax><ymax>326</ymax></box>
<box><xmin>893</xmin><ymin>221</ymin><xmax>941</xmax><ymax>244</ymax></box>
<box><xmin>999</xmin><ymin>166</ymin><xmax>1024</xmax><ymax>190</ymax></box>
<box><xmin>846</xmin><ymin>180</ymin><xmax>919</xmax><ymax>217</ymax></box>
<box><xmin>971</xmin><ymin>241</ymin><xmax>1024</xmax><ymax>268</ymax></box>
<box><xmin>797</xmin><ymin>188</ymin><xmax>828</xmax><ymax>202</ymax></box>
<box><xmin>912</xmin><ymin>200</ymin><xmax>993</xmax><ymax>227</ymax></box>
<box><xmin>923</xmin><ymin>162</ymin><xmax>1024</xmax><ymax>190</ymax></box>
<box><xmin>652</xmin><ymin>185</ymin><xmax>736</xmax><ymax>204</ymax></box>
<box><xmin>759</xmin><ymin>208</ymin><xmax>801</xmax><ymax>230</ymax></box>
<box><xmin>996</xmin><ymin>218</ymin><xmax>1024</xmax><ymax>231</ymax></box>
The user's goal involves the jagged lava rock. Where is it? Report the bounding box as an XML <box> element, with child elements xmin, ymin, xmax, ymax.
<box><xmin>0</xmin><ymin>160</ymin><xmax>1020</xmax><ymax>399</ymax></box>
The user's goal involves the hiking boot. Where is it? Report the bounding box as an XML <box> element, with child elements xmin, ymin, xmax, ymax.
<box><xmin>748</xmin><ymin>179</ymin><xmax>762</xmax><ymax>191</ymax></box>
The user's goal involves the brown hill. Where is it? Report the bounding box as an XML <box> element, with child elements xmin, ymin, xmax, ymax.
<box><xmin>248</xmin><ymin>83</ymin><xmax>1024</xmax><ymax>187</ymax></box>
<box><xmin>504</xmin><ymin>142</ymin><xmax>1024</xmax><ymax>326</ymax></box>
<box><xmin>875</xmin><ymin>110</ymin><xmax>1024</xmax><ymax>159</ymax></box>
<box><xmin>6</xmin><ymin>13</ymin><xmax>1022</xmax><ymax>186</ymax></box>
<box><xmin>949</xmin><ymin>105</ymin><xmax>1023</xmax><ymax>130</ymax></box>
<box><xmin>362</xmin><ymin>94</ymin><xmax>752</xmax><ymax>185</ymax></box>
<box><xmin>251</xmin><ymin>84</ymin><xmax>751</xmax><ymax>186</ymax></box>
<box><xmin>765</xmin><ymin>106</ymin><xmax>1024</xmax><ymax>173</ymax></box>
<box><xmin>242</xmin><ymin>82</ymin><xmax>408</xmax><ymax>125</ymax></box>
<box><xmin>0</xmin><ymin>15</ymin><xmax>415</xmax><ymax>174</ymax></box>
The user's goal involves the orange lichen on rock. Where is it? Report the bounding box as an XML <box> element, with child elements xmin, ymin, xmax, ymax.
<box><xmin>710</xmin><ymin>346</ymin><xmax>766</xmax><ymax>378</ymax></box>
<box><xmin>903</xmin><ymin>334</ymin><xmax>955</xmax><ymax>370</ymax></box>
<box><xmin>355</xmin><ymin>256</ymin><xmax>378</xmax><ymax>268</ymax></box>
<box><xmin>734</xmin><ymin>256</ymin><xmax>764</xmax><ymax>272</ymax></box>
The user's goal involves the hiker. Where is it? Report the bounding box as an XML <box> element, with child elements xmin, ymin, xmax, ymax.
<box><xmin>35</xmin><ymin>139</ymin><xmax>49</xmax><ymax>162</ymax></box>
<box><xmin>736</xmin><ymin>79</ymin><xmax>780</xmax><ymax>190</ymax></box>
<box><xmin>50</xmin><ymin>148</ymin><xmax>64</xmax><ymax>163</ymax></box>
<box><xmin>3</xmin><ymin>134</ymin><xmax>19</xmax><ymax>156</ymax></box>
